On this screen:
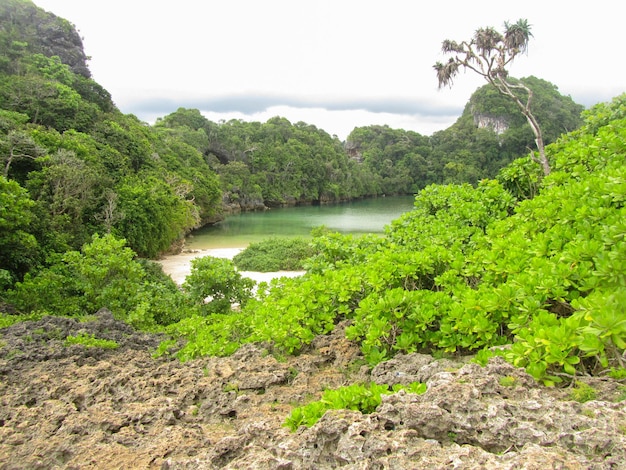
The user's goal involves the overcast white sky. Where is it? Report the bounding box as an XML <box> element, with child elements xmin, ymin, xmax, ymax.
<box><xmin>34</xmin><ymin>0</ymin><xmax>625</xmax><ymax>140</ymax></box>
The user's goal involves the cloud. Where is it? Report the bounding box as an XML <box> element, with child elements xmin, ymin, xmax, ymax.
<box><xmin>123</xmin><ymin>92</ymin><xmax>464</xmax><ymax>121</ymax></box>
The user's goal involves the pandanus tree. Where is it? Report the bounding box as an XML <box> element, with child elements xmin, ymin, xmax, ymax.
<box><xmin>434</xmin><ymin>19</ymin><xmax>550</xmax><ymax>175</ymax></box>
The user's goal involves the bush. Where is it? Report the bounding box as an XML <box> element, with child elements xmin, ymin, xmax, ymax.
<box><xmin>284</xmin><ymin>382</ymin><xmax>426</xmax><ymax>431</ymax></box>
<box><xmin>64</xmin><ymin>332</ymin><xmax>119</xmax><ymax>349</ymax></box>
<box><xmin>233</xmin><ymin>237</ymin><xmax>315</xmax><ymax>272</ymax></box>
<box><xmin>5</xmin><ymin>233</ymin><xmax>194</xmax><ymax>329</ymax></box>
<box><xmin>183</xmin><ymin>256</ymin><xmax>255</xmax><ymax>314</ymax></box>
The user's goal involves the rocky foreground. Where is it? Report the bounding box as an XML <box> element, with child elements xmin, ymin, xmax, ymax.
<box><xmin>0</xmin><ymin>310</ymin><xmax>625</xmax><ymax>469</ymax></box>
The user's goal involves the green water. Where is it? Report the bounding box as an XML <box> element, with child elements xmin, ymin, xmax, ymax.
<box><xmin>186</xmin><ymin>195</ymin><xmax>416</xmax><ymax>249</ymax></box>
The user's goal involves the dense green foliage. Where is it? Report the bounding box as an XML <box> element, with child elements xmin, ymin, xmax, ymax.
<box><xmin>182</xmin><ymin>256</ymin><xmax>254</xmax><ymax>314</ymax></box>
<box><xmin>347</xmin><ymin>79</ymin><xmax>583</xmax><ymax>191</ymax></box>
<box><xmin>156</xmin><ymin>111</ymin><xmax>380</xmax><ymax>207</ymax></box>
<box><xmin>0</xmin><ymin>1</ymin><xmax>222</xmax><ymax>268</ymax></box>
<box><xmin>3</xmin><ymin>1</ymin><xmax>624</xmax><ymax>397</ymax></box>
<box><xmin>160</xmin><ymin>77</ymin><xmax>583</xmax><ymax>209</ymax></box>
<box><xmin>284</xmin><ymin>381</ymin><xmax>427</xmax><ymax>431</ymax></box>
<box><xmin>162</xmin><ymin>95</ymin><xmax>626</xmax><ymax>385</ymax></box>
<box><xmin>0</xmin><ymin>1</ymin><xmax>584</xmax><ymax>290</ymax></box>
<box><xmin>4</xmin><ymin>234</ymin><xmax>183</xmax><ymax>328</ymax></box>
<box><xmin>232</xmin><ymin>237</ymin><xmax>315</xmax><ymax>272</ymax></box>
<box><xmin>3</xmin><ymin>232</ymin><xmax>255</xmax><ymax>331</ymax></box>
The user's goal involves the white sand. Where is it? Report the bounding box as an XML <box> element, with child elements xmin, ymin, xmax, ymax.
<box><xmin>157</xmin><ymin>248</ymin><xmax>304</xmax><ymax>285</ymax></box>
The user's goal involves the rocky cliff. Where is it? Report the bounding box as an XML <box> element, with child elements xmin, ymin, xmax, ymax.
<box><xmin>473</xmin><ymin>113</ymin><xmax>509</xmax><ymax>135</ymax></box>
<box><xmin>0</xmin><ymin>0</ymin><xmax>91</xmax><ymax>77</ymax></box>
<box><xmin>1</xmin><ymin>311</ymin><xmax>624</xmax><ymax>469</ymax></box>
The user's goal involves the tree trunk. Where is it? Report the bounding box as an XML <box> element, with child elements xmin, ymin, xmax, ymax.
<box><xmin>490</xmin><ymin>78</ymin><xmax>551</xmax><ymax>176</ymax></box>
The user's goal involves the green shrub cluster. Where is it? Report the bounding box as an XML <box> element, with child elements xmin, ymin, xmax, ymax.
<box><xmin>232</xmin><ymin>237</ymin><xmax>315</xmax><ymax>272</ymax></box>
<box><xmin>3</xmin><ymin>233</ymin><xmax>255</xmax><ymax>333</ymax></box>
<box><xmin>166</xmin><ymin>94</ymin><xmax>626</xmax><ymax>385</ymax></box>
<box><xmin>284</xmin><ymin>381</ymin><xmax>427</xmax><ymax>431</ymax></box>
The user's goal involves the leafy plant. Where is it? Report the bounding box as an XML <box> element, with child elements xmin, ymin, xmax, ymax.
<box><xmin>182</xmin><ymin>256</ymin><xmax>255</xmax><ymax>315</ymax></box>
<box><xmin>284</xmin><ymin>382</ymin><xmax>426</xmax><ymax>431</ymax></box>
<box><xmin>64</xmin><ymin>332</ymin><xmax>119</xmax><ymax>349</ymax></box>
<box><xmin>568</xmin><ymin>382</ymin><xmax>597</xmax><ymax>403</ymax></box>
<box><xmin>499</xmin><ymin>376</ymin><xmax>517</xmax><ymax>387</ymax></box>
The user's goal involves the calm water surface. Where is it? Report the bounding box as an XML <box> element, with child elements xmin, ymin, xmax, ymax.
<box><xmin>186</xmin><ymin>195</ymin><xmax>415</xmax><ymax>249</ymax></box>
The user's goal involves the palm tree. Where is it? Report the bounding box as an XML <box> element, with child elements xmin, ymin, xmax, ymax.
<box><xmin>434</xmin><ymin>19</ymin><xmax>550</xmax><ymax>176</ymax></box>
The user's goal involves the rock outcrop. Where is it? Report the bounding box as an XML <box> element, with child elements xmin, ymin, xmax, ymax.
<box><xmin>473</xmin><ymin>113</ymin><xmax>509</xmax><ymax>135</ymax></box>
<box><xmin>1</xmin><ymin>313</ymin><xmax>625</xmax><ymax>469</ymax></box>
<box><xmin>0</xmin><ymin>0</ymin><xmax>91</xmax><ymax>77</ymax></box>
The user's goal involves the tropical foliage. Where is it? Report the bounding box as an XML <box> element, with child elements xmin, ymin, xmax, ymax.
<box><xmin>346</xmin><ymin>79</ymin><xmax>582</xmax><ymax>191</ymax></box>
<box><xmin>232</xmin><ymin>237</ymin><xmax>315</xmax><ymax>272</ymax></box>
<box><xmin>2</xmin><ymin>2</ymin><xmax>624</xmax><ymax>398</ymax></box>
<box><xmin>162</xmin><ymin>94</ymin><xmax>626</xmax><ymax>385</ymax></box>
<box><xmin>0</xmin><ymin>1</ymin><xmax>223</xmax><ymax>265</ymax></box>
<box><xmin>284</xmin><ymin>381</ymin><xmax>427</xmax><ymax>431</ymax></box>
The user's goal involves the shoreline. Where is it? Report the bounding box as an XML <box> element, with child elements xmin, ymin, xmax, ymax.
<box><xmin>157</xmin><ymin>248</ymin><xmax>304</xmax><ymax>285</ymax></box>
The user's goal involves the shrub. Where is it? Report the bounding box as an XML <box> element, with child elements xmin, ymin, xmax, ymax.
<box><xmin>64</xmin><ymin>332</ymin><xmax>119</xmax><ymax>349</ymax></box>
<box><xmin>183</xmin><ymin>256</ymin><xmax>255</xmax><ymax>314</ymax></box>
<box><xmin>233</xmin><ymin>237</ymin><xmax>315</xmax><ymax>272</ymax></box>
<box><xmin>284</xmin><ymin>382</ymin><xmax>427</xmax><ymax>431</ymax></box>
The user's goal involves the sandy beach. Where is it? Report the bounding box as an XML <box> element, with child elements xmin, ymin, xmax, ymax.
<box><xmin>157</xmin><ymin>248</ymin><xmax>304</xmax><ymax>285</ymax></box>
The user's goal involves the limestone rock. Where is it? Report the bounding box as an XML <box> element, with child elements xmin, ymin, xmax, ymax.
<box><xmin>1</xmin><ymin>315</ymin><xmax>625</xmax><ymax>469</ymax></box>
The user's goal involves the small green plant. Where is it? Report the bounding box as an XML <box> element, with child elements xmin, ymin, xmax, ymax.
<box><xmin>581</xmin><ymin>408</ymin><xmax>596</xmax><ymax>418</ymax></box>
<box><xmin>0</xmin><ymin>312</ymin><xmax>44</xmax><ymax>329</ymax></box>
<box><xmin>284</xmin><ymin>381</ymin><xmax>426</xmax><ymax>431</ymax></box>
<box><xmin>615</xmin><ymin>386</ymin><xmax>626</xmax><ymax>403</ymax></box>
<box><xmin>569</xmin><ymin>382</ymin><xmax>597</xmax><ymax>403</ymax></box>
<box><xmin>608</xmin><ymin>368</ymin><xmax>626</xmax><ymax>380</ymax></box>
<box><xmin>31</xmin><ymin>327</ymin><xmax>64</xmax><ymax>341</ymax></box>
<box><xmin>5</xmin><ymin>349</ymin><xmax>23</xmax><ymax>359</ymax></box>
<box><xmin>287</xmin><ymin>367</ymin><xmax>299</xmax><ymax>383</ymax></box>
<box><xmin>223</xmin><ymin>382</ymin><xmax>239</xmax><ymax>393</ymax></box>
<box><xmin>153</xmin><ymin>339</ymin><xmax>177</xmax><ymax>358</ymax></box>
<box><xmin>64</xmin><ymin>332</ymin><xmax>119</xmax><ymax>349</ymax></box>
<box><xmin>499</xmin><ymin>376</ymin><xmax>517</xmax><ymax>387</ymax></box>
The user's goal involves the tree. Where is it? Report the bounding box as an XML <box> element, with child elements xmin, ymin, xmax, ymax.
<box><xmin>183</xmin><ymin>256</ymin><xmax>255</xmax><ymax>315</ymax></box>
<box><xmin>0</xmin><ymin>176</ymin><xmax>39</xmax><ymax>284</ymax></box>
<box><xmin>434</xmin><ymin>19</ymin><xmax>551</xmax><ymax>175</ymax></box>
<box><xmin>1</xmin><ymin>129</ymin><xmax>45</xmax><ymax>178</ymax></box>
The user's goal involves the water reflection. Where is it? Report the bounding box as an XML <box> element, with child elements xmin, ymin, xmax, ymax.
<box><xmin>186</xmin><ymin>195</ymin><xmax>415</xmax><ymax>249</ymax></box>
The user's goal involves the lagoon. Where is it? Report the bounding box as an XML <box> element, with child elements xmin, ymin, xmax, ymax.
<box><xmin>159</xmin><ymin>195</ymin><xmax>415</xmax><ymax>284</ymax></box>
<box><xmin>185</xmin><ymin>195</ymin><xmax>416</xmax><ymax>250</ymax></box>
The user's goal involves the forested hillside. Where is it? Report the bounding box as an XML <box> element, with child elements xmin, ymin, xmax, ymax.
<box><xmin>155</xmin><ymin>110</ymin><xmax>379</xmax><ymax>209</ymax></box>
<box><xmin>160</xmin><ymin>79</ymin><xmax>583</xmax><ymax>206</ymax></box>
<box><xmin>0</xmin><ymin>0</ymin><xmax>223</xmax><ymax>268</ymax></box>
<box><xmin>0</xmin><ymin>0</ymin><xmax>587</xmax><ymax>280</ymax></box>
<box><xmin>347</xmin><ymin>78</ymin><xmax>583</xmax><ymax>191</ymax></box>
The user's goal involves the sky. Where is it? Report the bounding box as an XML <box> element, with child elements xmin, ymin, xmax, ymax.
<box><xmin>33</xmin><ymin>0</ymin><xmax>625</xmax><ymax>140</ymax></box>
